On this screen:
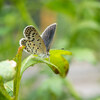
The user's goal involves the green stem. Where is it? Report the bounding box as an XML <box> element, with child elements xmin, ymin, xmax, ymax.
<box><xmin>13</xmin><ymin>46</ymin><xmax>24</xmax><ymax>100</ymax></box>
<box><xmin>63</xmin><ymin>78</ymin><xmax>82</xmax><ymax>100</ymax></box>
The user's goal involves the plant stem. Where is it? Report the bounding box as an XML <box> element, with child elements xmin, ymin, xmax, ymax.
<box><xmin>13</xmin><ymin>46</ymin><xmax>24</xmax><ymax>100</ymax></box>
<box><xmin>63</xmin><ymin>78</ymin><xmax>82</xmax><ymax>100</ymax></box>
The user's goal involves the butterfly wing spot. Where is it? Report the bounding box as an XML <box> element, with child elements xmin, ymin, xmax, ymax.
<box><xmin>24</xmin><ymin>45</ymin><xmax>31</xmax><ymax>53</ymax></box>
<box><xmin>28</xmin><ymin>36</ymin><xmax>30</xmax><ymax>39</ymax></box>
<box><xmin>26</xmin><ymin>48</ymin><xmax>30</xmax><ymax>52</ymax></box>
<box><xmin>20</xmin><ymin>39</ymin><xmax>27</xmax><ymax>46</ymax></box>
<box><xmin>31</xmin><ymin>38</ymin><xmax>35</xmax><ymax>41</ymax></box>
<box><xmin>24</xmin><ymin>26</ymin><xmax>39</xmax><ymax>41</ymax></box>
<box><xmin>32</xmin><ymin>33</ymin><xmax>35</xmax><ymax>36</ymax></box>
<box><xmin>21</xmin><ymin>25</ymin><xmax>47</xmax><ymax>55</ymax></box>
<box><xmin>37</xmin><ymin>39</ymin><xmax>40</xmax><ymax>41</ymax></box>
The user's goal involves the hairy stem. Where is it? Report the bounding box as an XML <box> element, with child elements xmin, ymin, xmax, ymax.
<box><xmin>13</xmin><ymin>46</ymin><xmax>24</xmax><ymax>100</ymax></box>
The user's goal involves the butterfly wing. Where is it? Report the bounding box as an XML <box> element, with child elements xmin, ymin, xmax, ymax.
<box><xmin>41</xmin><ymin>23</ymin><xmax>56</xmax><ymax>52</ymax></box>
<box><xmin>20</xmin><ymin>25</ymin><xmax>47</xmax><ymax>55</ymax></box>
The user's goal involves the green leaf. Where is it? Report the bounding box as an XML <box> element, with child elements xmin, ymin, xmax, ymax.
<box><xmin>43</xmin><ymin>0</ymin><xmax>76</xmax><ymax>18</ymax></box>
<box><xmin>84</xmin><ymin>1</ymin><xmax>100</xmax><ymax>9</ymax></box>
<box><xmin>74</xmin><ymin>21</ymin><xmax>100</xmax><ymax>32</ymax></box>
<box><xmin>49</xmin><ymin>49</ymin><xmax>72</xmax><ymax>77</ymax></box>
<box><xmin>21</xmin><ymin>49</ymin><xmax>72</xmax><ymax>77</ymax></box>
<box><xmin>0</xmin><ymin>60</ymin><xmax>16</xmax><ymax>83</ymax></box>
<box><xmin>4</xmin><ymin>81</ymin><xmax>13</xmax><ymax>97</ymax></box>
<box><xmin>0</xmin><ymin>76</ymin><xmax>12</xmax><ymax>100</ymax></box>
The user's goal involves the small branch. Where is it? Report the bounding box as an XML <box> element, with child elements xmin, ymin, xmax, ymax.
<box><xmin>63</xmin><ymin>78</ymin><xmax>82</xmax><ymax>100</ymax></box>
<box><xmin>13</xmin><ymin>46</ymin><xmax>25</xmax><ymax>100</ymax></box>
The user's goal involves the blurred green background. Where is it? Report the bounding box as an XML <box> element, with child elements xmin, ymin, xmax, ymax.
<box><xmin>0</xmin><ymin>0</ymin><xmax>100</xmax><ymax>100</ymax></box>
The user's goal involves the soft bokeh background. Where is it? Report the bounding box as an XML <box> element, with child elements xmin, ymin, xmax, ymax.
<box><xmin>0</xmin><ymin>0</ymin><xmax>100</xmax><ymax>100</ymax></box>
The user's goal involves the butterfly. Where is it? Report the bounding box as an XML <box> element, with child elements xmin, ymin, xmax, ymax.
<box><xmin>19</xmin><ymin>23</ymin><xmax>56</xmax><ymax>57</ymax></box>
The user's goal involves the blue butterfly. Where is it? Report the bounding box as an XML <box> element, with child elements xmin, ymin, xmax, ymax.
<box><xmin>20</xmin><ymin>23</ymin><xmax>56</xmax><ymax>57</ymax></box>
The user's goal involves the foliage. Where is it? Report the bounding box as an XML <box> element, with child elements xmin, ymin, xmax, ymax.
<box><xmin>43</xmin><ymin>0</ymin><xmax>100</xmax><ymax>62</ymax></box>
<box><xmin>21</xmin><ymin>76</ymin><xmax>81</xmax><ymax>100</ymax></box>
<box><xmin>21</xmin><ymin>49</ymin><xmax>72</xmax><ymax>77</ymax></box>
<box><xmin>0</xmin><ymin>46</ymin><xmax>72</xmax><ymax>100</ymax></box>
<box><xmin>0</xmin><ymin>0</ymin><xmax>100</xmax><ymax>100</ymax></box>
